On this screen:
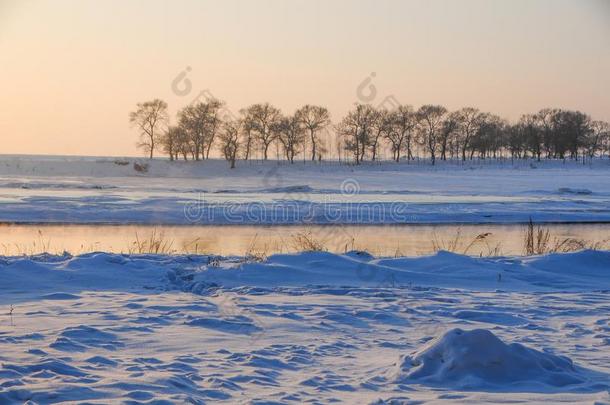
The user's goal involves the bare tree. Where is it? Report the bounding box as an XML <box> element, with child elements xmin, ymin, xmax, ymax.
<box><xmin>455</xmin><ymin>107</ymin><xmax>481</xmax><ymax>161</ymax></box>
<box><xmin>129</xmin><ymin>99</ymin><xmax>168</xmax><ymax>159</ymax></box>
<box><xmin>520</xmin><ymin>113</ymin><xmax>543</xmax><ymax>161</ymax></box>
<box><xmin>385</xmin><ymin>105</ymin><xmax>417</xmax><ymax>162</ymax></box>
<box><xmin>506</xmin><ymin>123</ymin><xmax>525</xmax><ymax>159</ymax></box>
<box><xmin>219</xmin><ymin>119</ymin><xmax>241</xmax><ymax>168</ymax></box>
<box><xmin>551</xmin><ymin>110</ymin><xmax>592</xmax><ymax>159</ymax></box>
<box><xmin>177</xmin><ymin>99</ymin><xmax>225</xmax><ymax>160</ymax></box>
<box><xmin>239</xmin><ymin>108</ymin><xmax>256</xmax><ymax>160</ymax></box>
<box><xmin>130</xmin><ymin>97</ymin><xmax>608</xmax><ymax>165</ymax></box>
<box><xmin>535</xmin><ymin>108</ymin><xmax>557</xmax><ymax>158</ymax></box>
<box><xmin>416</xmin><ymin>105</ymin><xmax>447</xmax><ymax>165</ymax></box>
<box><xmin>178</xmin><ymin>103</ymin><xmax>206</xmax><ymax>160</ymax></box>
<box><xmin>244</xmin><ymin>103</ymin><xmax>281</xmax><ymax>160</ymax></box>
<box><xmin>336</xmin><ymin>104</ymin><xmax>377</xmax><ymax>164</ymax></box>
<box><xmin>586</xmin><ymin>121</ymin><xmax>610</xmax><ymax>158</ymax></box>
<box><xmin>295</xmin><ymin>105</ymin><xmax>331</xmax><ymax>161</ymax></box>
<box><xmin>273</xmin><ymin>114</ymin><xmax>306</xmax><ymax>163</ymax></box>
<box><xmin>204</xmin><ymin>99</ymin><xmax>224</xmax><ymax>159</ymax></box>
<box><xmin>160</xmin><ymin>125</ymin><xmax>184</xmax><ymax>161</ymax></box>
<box><xmin>472</xmin><ymin>113</ymin><xmax>505</xmax><ymax>159</ymax></box>
<box><xmin>439</xmin><ymin>111</ymin><xmax>460</xmax><ymax>160</ymax></box>
<box><xmin>174</xmin><ymin>125</ymin><xmax>192</xmax><ymax>161</ymax></box>
<box><xmin>369</xmin><ymin>109</ymin><xmax>390</xmax><ymax>161</ymax></box>
<box><xmin>602</xmin><ymin>122</ymin><xmax>610</xmax><ymax>158</ymax></box>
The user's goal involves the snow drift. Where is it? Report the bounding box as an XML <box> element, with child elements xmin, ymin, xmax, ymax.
<box><xmin>2</xmin><ymin>250</ymin><xmax>610</xmax><ymax>302</ymax></box>
<box><xmin>189</xmin><ymin>249</ymin><xmax>610</xmax><ymax>291</ymax></box>
<box><xmin>2</xmin><ymin>248</ymin><xmax>610</xmax><ymax>402</ymax></box>
<box><xmin>391</xmin><ymin>328</ymin><xmax>585</xmax><ymax>389</ymax></box>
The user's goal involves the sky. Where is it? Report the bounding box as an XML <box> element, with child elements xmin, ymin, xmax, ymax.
<box><xmin>0</xmin><ymin>0</ymin><xmax>609</xmax><ymax>157</ymax></box>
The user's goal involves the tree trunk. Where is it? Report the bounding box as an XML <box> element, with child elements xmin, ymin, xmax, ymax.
<box><xmin>244</xmin><ymin>138</ymin><xmax>251</xmax><ymax>160</ymax></box>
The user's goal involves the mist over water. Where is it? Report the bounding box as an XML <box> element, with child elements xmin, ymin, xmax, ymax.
<box><xmin>1</xmin><ymin>223</ymin><xmax>608</xmax><ymax>257</ymax></box>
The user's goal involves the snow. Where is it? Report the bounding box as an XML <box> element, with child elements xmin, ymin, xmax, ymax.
<box><xmin>391</xmin><ymin>328</ymin><xmax>588</xmax><ymax>389</ymax></box>
<box><xmin>0</xmin><ymin>155</ymin><xmax>609</xmax><ymax>224</ymax></box>
<box><xmin>1</xmin><ymin>250</ymin><xmax>610</xmax><ymax>403</ymax></box>
<box><xmin>1</xmin><ymin>155</ymin><xmax>609</xmax><ymax>402</ymax></box>
<box><xmin>193</xmin><ymin>249</ymin><xmax>610</xmax><ymax>291</ymax></box>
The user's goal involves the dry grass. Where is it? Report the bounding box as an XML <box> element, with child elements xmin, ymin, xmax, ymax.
<box><xmin>523</xmin><ymin>218</ymin><xmax>551</xmax><ymax>255</ymax></box>
<box><xmin>343</xmin><ymin>235</ymin><xmax>357</xmax><ymax>253</ymax></box>
<box><xmin>127</xmin><ymin>229</ymin><xmax>175</xmax><ymax>254</ymax></box>
<box><xmin>431</xmin><ymin>228</ymin><xmax>462</xmax><ymax>253</ymax></box>
<box><xmin>1</xmin><ymin>229</ymin><xmax>55</xmax><ymax>256</ymax></box>
<box><xmin>1</xmin><ymin>224</ymin><xmax>607</xmax><ymax>259</ymax></box>
<box><xmin>291</xmin><ymin>231</ymin><xmax>327</xmax><ymax>252</ymax></box>
<box><xmin>243</xmin><ymin>234</ymin><xmax>268</xmax><ymax>262</ymax></box>
<box><xmin>180</xmin><ymin>237</ymin><xmax>213</xmax><ymax>255</ymax></box>
<box><xmin>523</xmin><ymin>218</ymin><xmax>609</xmax><ymax>255</ymax></box>
<box><xmin>431</xmin><ymin>228</ymin><xmax>502</xmax><ymax>256</ymax></box>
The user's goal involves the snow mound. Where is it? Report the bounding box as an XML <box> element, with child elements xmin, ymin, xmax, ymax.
<box><xmin>260</xmin><ymin>185</ymin><xmax>313</xmax><ymax>193</ymax></box>
<box><xmin>557</xmin><ymin>187</ymin><xmax>593</xmax><ymax>195</ymax></box>
<box><xmin>392</xmin><ymin>328</ymin><xmax>585</xmax><ymax>389</ymax></box>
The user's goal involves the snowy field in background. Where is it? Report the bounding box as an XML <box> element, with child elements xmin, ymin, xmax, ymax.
<box><xmin>0</xmin><ymin>155</ymin><xmax>609</xmax><ymax>224</ymax></box>
<box><xmin>1</xmin><ymin>250</ymin><xmax>610</xmax><ymax>403</ymax></box>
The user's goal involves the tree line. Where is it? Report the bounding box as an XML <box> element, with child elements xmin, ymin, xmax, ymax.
<box><xmin>130</xmin><ymin>99</ymin><xmax>610</xmax><ymax>167</ymax></box>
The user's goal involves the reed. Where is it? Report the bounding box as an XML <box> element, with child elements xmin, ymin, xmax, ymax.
<box><xmin>291</xmin><ymin>231</ymin><xmax>327</xmax><ymax>252</ymax></box>
<box><xmin>431</xmin><ymin>228</ymin><xmax>502</xmax><ymax>256</ymax></box>
<box><xmin>523</xmin><ymin>218</ymin><xmax>609</xmax><ymax>255</ymax></box>
<box><xmin>127</xmin><ymin>229</ymin><xmax>175</xmax><ymax>254</ymax></box>
<box><xmin>243</xmin><ymin>233</ymin><xmax>268</xmax><ymax>262</ymax></box>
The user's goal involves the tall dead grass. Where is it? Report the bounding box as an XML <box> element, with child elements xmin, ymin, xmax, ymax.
<box><xmin>127</xmin><ymin>229</ymin><xmax>175</xmax><ymax>254</ymax></box>
<box><xmin>291</xmin><ymin>231</ymin><xmax>327</xmax><ymax>252</ymax></box>
<box><xmin>431</xmin><ymin>229</ymin><xmax>502</xmax><ymax>256</ymax></box>
<box><xmin>523</xmin><ymin>218</ymin><xmax>609</xmax><ymax>255</ymax></box>
<box><xmin>243</xmin><ymin>233</ymin><xmax>269</xmax><ymax>262</ymax></box>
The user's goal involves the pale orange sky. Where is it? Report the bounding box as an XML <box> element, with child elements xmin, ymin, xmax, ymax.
<box><xmin>0</xmin><ymin>0</ymin><xmax>609</xmax><ymax>157</ymax></box>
